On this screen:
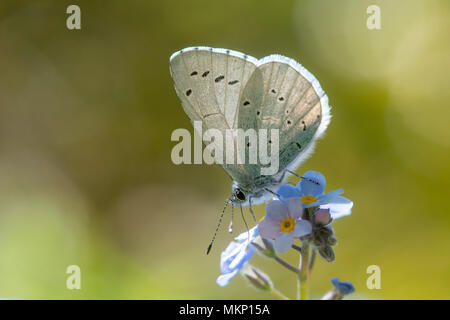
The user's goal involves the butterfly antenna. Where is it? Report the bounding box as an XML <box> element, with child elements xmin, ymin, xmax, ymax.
<box><xmin>240</xmin><ymin>204</ymin><xmax>250</xmax><ymax>247</ymax></box>
<box><xmin>206</xmin><ymin>198</ymin><xmax>230</xmax><ymax>255</ymax></box>
<box><xmin>248</xmin><ymin>197</ymin><xmax>257</xmax><ymax>224</ymax></box>
<box><xmin>228</xmin><ymin>204</ymin><xmax>234</xmax><ymax>233</ymax></box>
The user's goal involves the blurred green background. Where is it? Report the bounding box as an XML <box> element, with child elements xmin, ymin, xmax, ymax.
<box><xmin>0</xmin><ymin>0</ymin><xmax>449</xmax><ymax>299</ymax></box>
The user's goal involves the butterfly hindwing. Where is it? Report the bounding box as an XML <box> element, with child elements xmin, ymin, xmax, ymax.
<box><xmin>239</xmin><ymin>55</ymin><xmax>329</xmax><ymax>176</ymax></box>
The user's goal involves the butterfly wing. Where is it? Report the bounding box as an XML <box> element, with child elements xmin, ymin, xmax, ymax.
<box><xmin>169</xmin><ymin>47</ymin><xmax>260</xmax><ymax>183</ymax></box>
<box><xmin>170</xmin><ymin>48</ymin><xmax>331</xmax><ymax>190</ymax></box>
<box><xmin>238</xmin><ymin>54</ymin><xmax>331</xmax><ymax>178</ymax></box>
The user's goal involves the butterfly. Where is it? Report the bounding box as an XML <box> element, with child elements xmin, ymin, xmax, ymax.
<box><xmin>169</xmin><ymin>47</ymin><xmax>330</xmax><ymax>252</ymax></box>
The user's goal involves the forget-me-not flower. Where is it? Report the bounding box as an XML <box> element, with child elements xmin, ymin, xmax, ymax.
<box><xmin>258</xmin><ymin>198</ymin><xmax>312</xmax><ymax>254</ymax></box>
<box><xmin>216</xmin><ymin>226</ymin><xmax>258</xmax><ymax>286</ymax></box>
<box><xmin>331</xmin><ymin>277</ymin><xmax>355</xmax><ymax>296</ymax></box>
<box><xmin>277</xmin><ymin>171</ymin><xmax>353</xmax><ymax>219</ymax></box>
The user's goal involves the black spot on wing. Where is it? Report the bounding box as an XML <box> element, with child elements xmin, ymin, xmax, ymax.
<box><xmin>215</xmin><ymin>75</ymin><xmax>225</xmax><ymax>83</ymax></box>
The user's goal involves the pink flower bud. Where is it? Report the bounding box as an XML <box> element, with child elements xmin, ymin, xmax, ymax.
<box><xmin>314</xmin><ymin>209</ymin><xmax>332</xmax><ymax>226</ymax></box>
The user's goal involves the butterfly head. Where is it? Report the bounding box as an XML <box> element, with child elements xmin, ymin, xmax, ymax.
<box><xmin>233</xmin><ymin>188</ymin><xmax>247</xmax><ymax>202</ymax></box>
<box><xmin>231</xmin><ymin>186</ymin><xmax>247</xmax><ymax>204</ymax></box>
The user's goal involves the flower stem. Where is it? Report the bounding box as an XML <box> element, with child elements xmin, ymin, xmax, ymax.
<box><xmin>274</xmin><ymin>255</ymin><xmax>300</xmax><ymax>274</ymax></box>
<box><xmin>297</xmin><ymin>242</ymin><xmax>310</xmax><ymax>300</ymax></box>
<box><xmin>292</xmin><ymin>243</ymin><xmax>302</xmax><ymax>253</ymax></box>
<box><xmin>251</xmin><ymin>242</ymin><xmax>300</xmax><ymax>274</ymax></box>
<box><xmin>270</xmin><ymin>287</ymin><xmax>290</xmax><ymax>300</ymax></box>
<box><xmin>308</xmin><ymin>249</ymin><xmax>316</xmax><ymax>278</ymax></box>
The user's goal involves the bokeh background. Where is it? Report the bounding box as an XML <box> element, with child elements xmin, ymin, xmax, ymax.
<box><xmin>0</xmin><ymin>0</ymin><xmax>449</xmax><ymax>299</ymax></box>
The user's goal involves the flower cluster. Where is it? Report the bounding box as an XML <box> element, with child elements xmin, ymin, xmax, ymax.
<box><xmin>259</xmin><ymin>171</ymin><xmax>352</xmax><ymax>260</ymax></box>
<box><xmin>216</xmin><ymin>171</ymin><xmax>355</xmax><ymax>300</ymax></box>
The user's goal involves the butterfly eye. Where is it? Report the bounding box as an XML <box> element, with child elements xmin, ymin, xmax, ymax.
<box><xmin>235</xmin><ymin>189</ymin><xmax>246</xmax><ymax>201</ymax></box>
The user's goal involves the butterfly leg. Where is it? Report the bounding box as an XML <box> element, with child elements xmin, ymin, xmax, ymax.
<box><xmin>264</xmin><ymin>187</ymin><xmax>281</xmax><ymax>199</ymax></box>
<box><xmin>286</xmin><ymin>169</ymin><xmax>320</xmax><ymax>185</ymax></box>
<box><xmin>286</xmin><ymin>169</ymin><xmax>301</xmax><ymax>180</ymax></box>
<box><xmin>248</xmin><ymin>197</ymin><xmax>258</xmax><ymax>224</ymax></box>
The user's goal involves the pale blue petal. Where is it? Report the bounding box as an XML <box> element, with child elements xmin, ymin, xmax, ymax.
<box><xmin>315</xmin><ymin>189</ymin><xmax>344</xmax><ymax>206</ymax></box>
<box><xmin>331</xmin><ymin>277</ymin><xmax>355</xmax><ymax>295</ymax></box>
<box><xmin>321</xmin><ymin>196</ymin><xmax>353</xmax><ymax>219</ymax></box>
<box><xmin>220</xmin><ymin>236</ymin><xmax>255</xmax><ymax>274</ymax></box>
<box><xmin>235</xmin><ymin>226</ymin><xmax>258</xmax><ymax>242</ymax></box>
<box><xmin>217</xmin><ymin>270</ymin><xmax>239</xmax><ymax>287</ymax></box>
<box><xmin>277</xmin><ymin>184</ymin><xmax>302</xmax><ymax>200</ymax></box>
<box><xmin>220</xmin><ymin>242</ymin><xmax>242</xmax><ymax>273</ymax></box>
<box><xmin>228</xmin><ymin>248</ymin><xmax>248</xmax><ymax>270</ymax></box>
<box><xmin>285</xmin><ymin>198</ymin><xmax>303</xmax><ymax>219</ymax></box>
<box><xmin>274</xmin><ymin>233</ymin><xmax>294</xmax><ymax>254</ymax></box>
<box><xmin>298</xmin><ymin>171</ymin><xmax>326</xmax><ymax>197</ymax></box>
<box><xmin>291</xmin><ymin>220</ymin><xmax>312</xmax><ymax>237</ymax></box>
<box><xmin>258</xmin><ymin>218</ymin><xmax>282</xmax><ymax>239</ymax></box>
<box><xmin>266</xmin><ymin>200</ymin><xmax>288</xmax><ymax>222</ymax></box>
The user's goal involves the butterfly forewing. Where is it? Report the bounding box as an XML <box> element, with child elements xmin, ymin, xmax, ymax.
<box><xmin>170</xmin><ymin>47</ymin><xmax>260</xmax><ymax>182</ymax></box>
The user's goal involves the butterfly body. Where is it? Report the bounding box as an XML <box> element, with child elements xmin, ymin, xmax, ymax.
<box><xmin>170</xmin><ymin>47</ymin><xmax>330</xmax><ymax>206</ymax></box>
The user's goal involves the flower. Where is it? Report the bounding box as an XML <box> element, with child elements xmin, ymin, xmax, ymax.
<box><xmin>216</xmin><ymin>226</ymin><xmax>258</xmax><ymax>286</ymax></box>
<box><xmin>258</xmin><ymin>198</ymin><xmax>312</xmax><ymax>253</ymax></box>
<box><xmin>331</xmin><ymin>277</ymin><xmax>355</xmax><ymax>295</ymax></box>
<box><xmin>278</xmin><ymin>171</ymin><xmax>353</xmax><ymax>219</ymax></box>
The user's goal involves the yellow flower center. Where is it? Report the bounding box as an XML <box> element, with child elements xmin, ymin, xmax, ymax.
<box><xmin>280</xmin><ymin>217</ymin><xmax>295</xmax><ymax>233</ymax></box>
<box><xmin>301</xmin><ymin>195</ymin><xmax>317</xmax><ymax>205</ymax></box>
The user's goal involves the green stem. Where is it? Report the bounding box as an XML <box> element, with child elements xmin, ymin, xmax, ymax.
<box><xmin>251</xmin><ymin>242</ymin><xmax>300</xmax><ymax>274</ymax></box>
<box><xmin>297</xmin><ymin>242</ymin><xmax>310</xmax><ymax>300</ymax></box>
<box><xmin>270</xmin><ymin>287</ymin><xmax>290</xmax><ymax>300</ymax></box>
<box><xmin>292</xmin><ymin>243</ymin><xmax>302</xmax><ymax>253</ymax></box>
<box><xmin>308</xmin><ymin>249</ymin><xmax>316</xmax><ymax>278</ymax></box>
<box><xmin>274</xmin><ymin>255</ymin><xmax>300</xmax><ymax>274</ymax></box>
